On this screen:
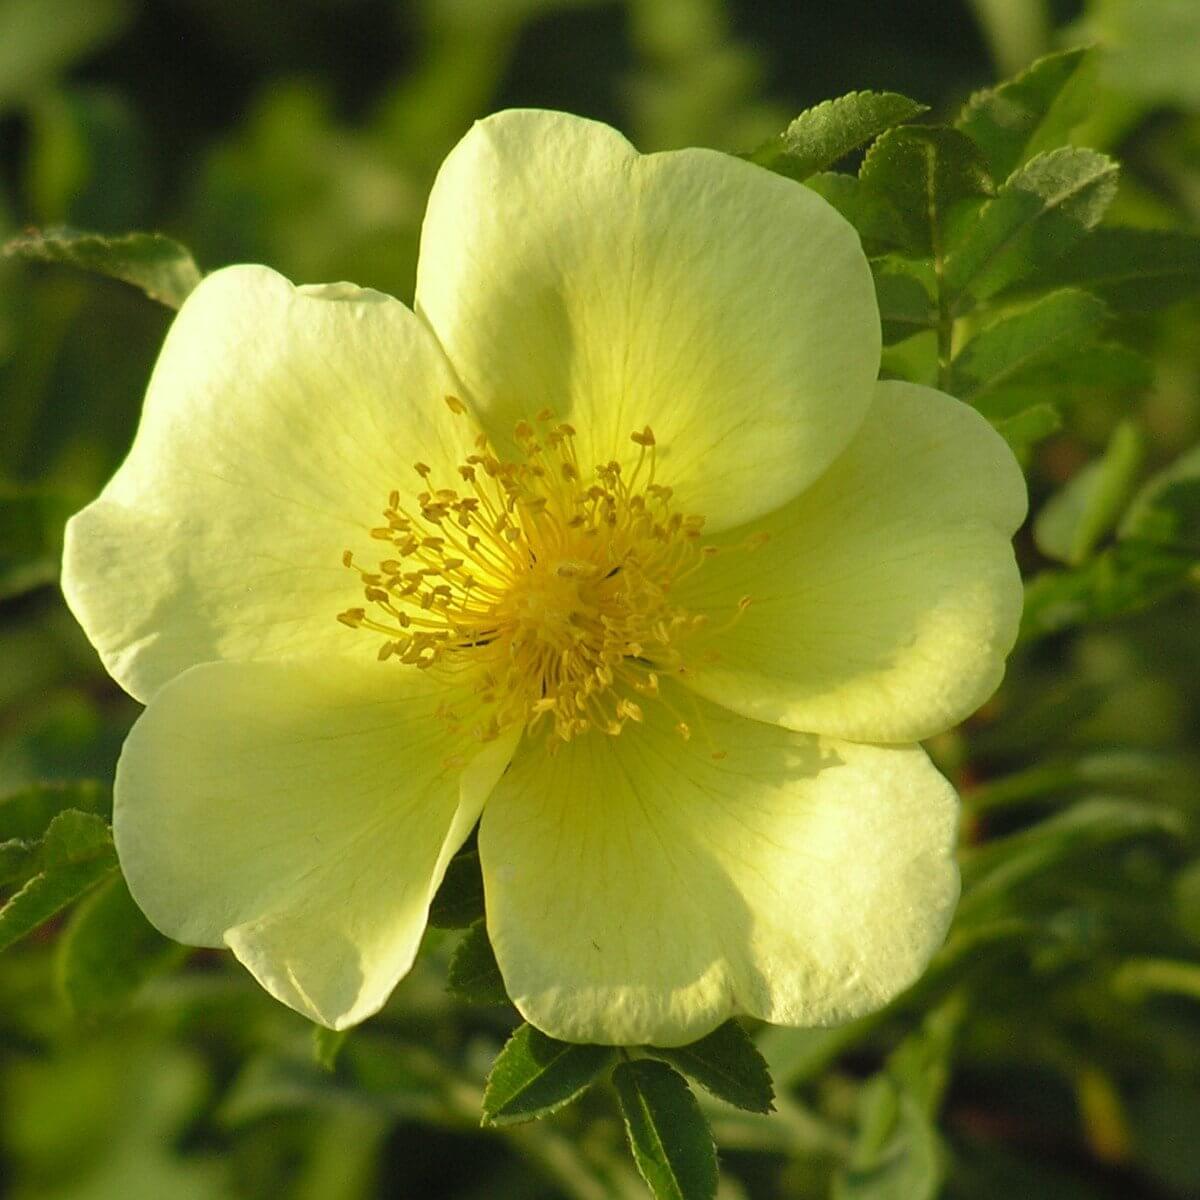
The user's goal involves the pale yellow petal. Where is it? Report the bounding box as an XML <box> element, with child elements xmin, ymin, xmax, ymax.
<box><xmin>677</xmin><ymin>381</ymin><xmax>1027</xmax><ymax>742</ymax></box>
<box><xmin>115</xmin><ymin>658</ymin><xmax>520</xmax><ymax>1030</ymax></box>
<box><xmin>479</xmin><ymin>690</ymin><xmax>959</xmax><ymax>1046</ymax></box>
<box><xmin>416</xmin><ymin>109</ymin><xmax>879</xmax><ymax>531</ymax></box>
<box><xmin>63</xmin><ymin>264</ymin><xmax>478</xmax><ymax>702</ymax></box>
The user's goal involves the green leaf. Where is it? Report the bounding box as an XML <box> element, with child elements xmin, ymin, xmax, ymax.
<box><xmin>945</xmin><ymin>147</ymin><xmax>1119</xmax><ymax>305</ymax></box>
<box><xmin>970</xmin><ymin>342</ymin><xmax>1151</xmax><ymax>421</ymax></box>
<box><xmin>0</xmin><ymin>489</ymin><xmax>78</xmax><ymax>600</ymax></box>
<box><xmin>0</xmin><ymin>0</ymin><xmax>130</xmax><ymax>110</ymax></box>
<box><xmin>312</xmin><ymin>1026</ymin><xmax>350</xmax><ymax>1073</ymax></box>
<box><xmin>805</xmin><ymin>173</ymin><xmax>909</xmax><ymax>251</ymax></box>
<box><xmin>1093</xmin><ymin>0</ymin><xmax>1200</xmax><ymax>109</ymax></box>
<box><xmin>959</xmin><ymin>798</ymin><xmax>1184</xmax><ymax>917</ymax></box>
<box><xmin>0</xmin><ymin>810</ymin><xmax>117</xmax><ymax>952</ymax></box>
<box><xmin>834</xmin><ymin>1078</ymin><xmax>941</xmax><ymax>1200</ymax></box>
<box><xmin>1113</xmin><ymin>958</ymin><xmax>1200</xmax><ymax>1004</ymax></box>
<box><xmin>1025</xmin><ymin>227</ymin><xmax>1200</xmax><ymax>312</ymax></box>
<box><xmin>748</xmin><ymin>91</ymin><xmax>928</xmax><ymax>181</ymax></box>
<box><xmin>1034</xmin><ymin>420</ymin><xmax>1145</xmax><ymax>565</ymax></box>
<box><xmin>1020</xmin><ymin>540</ymin><xmax>1196</xmax><ymax>640</ymax></box>
<box><xmin>3</xmin><ymin>227</ymin><xmax>201</xmax><ymax>308</ymax></box>
<box><xmin>56</xmin><ymin>872</ymin><xmax>184</xmax><ymax>1018</ymax></box>
<box><xmin>0</xmin><ymin>838</ymin><xmax>40</xmax><ymax>886</ymax></box>
<box><xmin>887</xmin><ymin>996</ymin><xmax>965</xmax><ymax>1115</ymax></box>
<box><xmin>956</xmin><ymin>47</ymin><xmax>1090</xmax><ymax>180</ymax></box>
<box><xmin>613</xmin><ymin>1059</ymin><xmax>718</xmax><ymax>1200</ymax></box>
<box><xmin>650</xmin><ymin>1020</ymin><xmax>774</xmax><ymax>1115</ymax></box>
<box><xmin>993</xmin><ymin>403</ymin><xmax>1063</xmax><ymax>455</ymax></box>
<box><xmin>0</xmin><ymin>780</ymin><xmax>110</xmax><ymax>841</ymax></box>
<box><xmin>872</xmin><ymin>258</ymin><xmax>936</xmax><ymax>344</ymax></box>
<box><xmin>859</xmin><ymin>125</ymin><xmax>992</xmax><ymax>257</ymax></box>
<box><xmin>481</xmin><ymin>1023</ymin><xmax>615</xmax><ymax>1127</ymax></box>
<box><xmin>1119</xmin><ymin>443</ymin><xmax>1200</xmax><ymax>553</ymax></box>
<box><xmin>950</xmin><ymin>288</ymin><xmax>1109</xmax><ymax>406</ymax></box>
<box><xmin>447</xmin><ymin>919</ymin><xmax>509</xmax><ymax>1006</ymax></box>
<box><xmin>428</xmin><ymin>848</ymin><xmax>484</xmax><ymax>929</ymax></box>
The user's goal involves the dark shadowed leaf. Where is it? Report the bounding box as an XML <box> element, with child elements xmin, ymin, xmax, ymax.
<box><xmin>969</xmin><ymin>342</ymin><xmax>1151</xmax><ymax>422</ymax></box>
<box><xmin>481</xmin><ymin>1023</ymin><xmax>615</xmax><ymax>1127</ymax></box>
<box><xmin>651</xmin><ymin>1020</ymin><xmax>774</xmax><ymax>1114</ymax></box>
<box><xmin>1020</xmin><ymin>541</ymin><xmax>1195</xmax><ymax>640</ymax></box>
<box><xmin>872</xmin><ymin>259</ymin><xmax>936</xmax><ymax>343</ymax></box>
<box><xmin>57</xmin><ymin>872</ymin><xmax>185</xmax><ymax>1018</ymax></box>
<box><xmin>859</xmin><ymin>125</ymin><xmax>992</xmax><ymax>257</ymax></box>
<box><xmin>749</xmin><ymin>91</ymin><xmax>928</xmax><ymax>181</ymax></box>
<box><xmin>0</xmin><ymin>489</ymin><xmax>78</xmax><ymax>600</ymax></box>
<box><xmin>805</xmin><ymin>173</ymin><xmax>910</xmax><ymax>251</ymax></box>
<box><xmin>0</xmin><ymin>781</ymin><xmax>110</xmax><ymax>841</ymax></box>
<box><xmin>428</xmin><ymin>848</ymin><xmax>484</xmax><ymax>929</ymax></box>
<box><xmin>447</xmin><ymin>919</ymin><xmax>509</xmax><ymax>1006</ymax></box>
<box><xmin>960</xmin><ymin>798</ymin><xmax>1184</xmax><ymax>917</ymax></box>
<box><xmin>950</xmin><ymin>288</ymin><xmax>1109</xmax><ymax>405</ymax></box>
<box><xmin>1024</xmin><ymin>227</ymin><xmax>1200</xmax><ymax>312</ymax></box>
<box><xmin>613</xmin><ymin>1059</ymin><xmax>718</xmax><ymax>1200</ymax></box>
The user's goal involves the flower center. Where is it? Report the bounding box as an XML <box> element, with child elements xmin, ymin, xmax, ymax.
<box><xmin>338</xmin><ymin>400</ymin><xmax>755</xmax><ymax>747</ymax></box>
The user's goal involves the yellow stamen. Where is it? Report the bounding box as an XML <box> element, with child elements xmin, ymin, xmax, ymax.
<box><xmin>338</xmin><ymin>410</ymin><xmax>753</xmax><ymax>746</ymax></box>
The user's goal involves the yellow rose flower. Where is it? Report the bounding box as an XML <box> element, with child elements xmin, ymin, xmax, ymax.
<box><xmin>62</xmin><ymin>110</ymin><xmax>1026</xmax><ymax>1043</ymax></box>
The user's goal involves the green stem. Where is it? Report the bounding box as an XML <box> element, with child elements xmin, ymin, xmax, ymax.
<box><xmin>932</xmin><ymin>227</ymin><xmax>954</xmax><ymax>391</ymax></box>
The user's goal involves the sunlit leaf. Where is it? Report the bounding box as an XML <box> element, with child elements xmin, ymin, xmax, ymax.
<box><xmin>1119</xmin><ymin>443</ymin><xmax>1200</xmax><ymax>554</ymax></box>
<box><xmin>0</xmin><ymin>810</ymin><xmax>117</xmax><ymax>952</ymax></box>
<box><xmin>1034</xmin><ymin>420</ymin><xmax>1144</xmax><ymax>565</ymax></box>
<box><xmin>945</xmin><ymin>147</ymin><xmax>1118</xmax><ymax>305</ymax></box>
<box><xmin>481</xmin><ymin>1023</ymin><xmax>615</xmax><ymax>1127</ymax></box>
<box><xmin>1093</xmin><ymin>0</ymin><xmax>1200</xmax><ymax>108</ymax></box>
<box><xmin>4</xmin><ymin>227</ymin><xmax>201</xmax><ymax>308</ymax></box>
<box><xmin>312</xmin><ymin>1026</ymin><xmax>350</xmax><ymax>1073</ymax></box>
<box><xmin>993</xmin><ymin>403</ymin><xmax>1062</xmax><ymax>454</ymax></box>
<box><xmin>833</xmin><ymin>1078</ymin><xmax>941</xmax><ymax>1200</ymax></box>
<box><xmin>749</xmin><ymin>91</ymin><xmax>928</xmax><ymax>181</ymax></box>
<box><xmin>956</xmin><ymin>47</ymin><xmax>1090</xmax><ymax>179</ymax></box>
<box><xmin>0</xmin><ymin>0</ymin><xmax>130</xmax><ymax>110</ymax></box>
<box><xmin>613</xmin><ymin>1059</ymin><xmax>718</xmax><ymax>1200</ymax></box>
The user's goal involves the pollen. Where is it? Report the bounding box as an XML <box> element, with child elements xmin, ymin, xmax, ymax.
<box><xmin>337</xmin><ymin>407</ymin><xmax>749</xmax><ymax>747</ymax></box>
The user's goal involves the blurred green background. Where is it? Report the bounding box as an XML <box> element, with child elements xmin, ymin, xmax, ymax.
<box><xmin>2</xmin><ymin>1</ymin><xmax>1200</xmax><ymax>1197</ymax></box>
